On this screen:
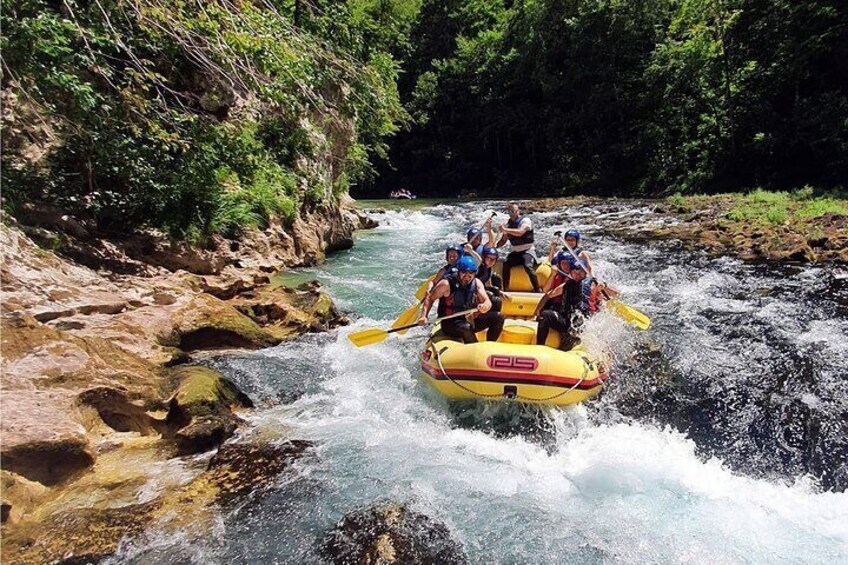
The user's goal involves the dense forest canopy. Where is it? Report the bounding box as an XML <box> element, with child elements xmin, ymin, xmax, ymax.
<box><xmin>2</xmin><ymin>0</ymin><xmax>846</xmax><ymax>234</ymax></box>
<box><xmin>368</xmin><ymin>0</ymin><xmax>848</xmax><ymax>198</ymax></box>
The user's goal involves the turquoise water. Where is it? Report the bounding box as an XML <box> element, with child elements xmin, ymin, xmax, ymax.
<box><xmin>115</xmin><ymin>202</ymin><xmax>848</xmax><ymax>564</ymax></box>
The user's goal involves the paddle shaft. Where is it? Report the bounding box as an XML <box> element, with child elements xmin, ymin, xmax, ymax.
<box><xmin>559</xmin><ymin>240</ymin><xmax>622</xmax><ymax>299</ymax></box>
<box><xmin>552</xmin><ymin>263</ymin><xmax>616</xmax><ymax>301</ymax></box>
<box><xmin>390</xmin><ymin>308</ymin><xmax>478</xmax><ymax>335</ymax></box>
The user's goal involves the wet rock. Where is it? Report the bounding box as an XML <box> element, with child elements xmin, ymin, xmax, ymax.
<box><xmin>767</xmin><ymin>234</ymin><xmax>816</xmax><ymax>262</ymax></box>
<box><xmin>205</xmin><ymin>440</ymin><xmax>312</xmax><ymax>498</ymax></box>
<box><xmin>170</xmin><ymin>293</ymin><xmax>281</xmax><ymax>351</ymax></box>
<box><xmin>0</xmin><ymin>471</ymin><xmax>49</xmax><ymax>524</ymax></box>
<box><xmin>165</xmin><ymin>366</ymin><xmax>253</xmax><ymax>454</ymax></box>
<box><xmin>322</xmin><ymin>502</ymin><xmax>468</xmax><ymax>565</ymax></box>
<box><xmin>77</xmin><ymin>386</ymin><xmax>164</xmax><ymax>435</ymax></box>
<box><xmin>355</xmin><ymin>210</ymin><xmax>379</xmax><ymax>230</ymax></box>
<box><xmin>0</xmin><ymin>426</ymin><xmax>95</xmax><ymax>486</ymax></box>
<box><xmin>1</xmin><ymin>500</ymin><xmax>160</xmax><ymax>565</ymax></box>
<box><xmin>233</xmin><ymin>283</ymin><xmax>348</xmax><ymax>338</ymax></box>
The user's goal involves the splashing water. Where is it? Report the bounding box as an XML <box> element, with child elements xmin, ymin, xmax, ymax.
<box><xmin>117</xmin><ymin>202</ymin><xmax>848</xmax><ymax>564</ymax></box>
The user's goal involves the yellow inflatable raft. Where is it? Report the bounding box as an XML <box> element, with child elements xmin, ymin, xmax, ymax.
<box><xmin>420</xmin><ymin>292</ymin><xmax>608</xmax><ymax>406</ymax></box>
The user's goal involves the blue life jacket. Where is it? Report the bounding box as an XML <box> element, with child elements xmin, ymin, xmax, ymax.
<box><xmin>438</xmin><ymin>263</ymin><xmax>458</xmax><ymax>282</ymax></box>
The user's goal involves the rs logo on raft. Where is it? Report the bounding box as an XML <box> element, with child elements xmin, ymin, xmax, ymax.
<box><xmin>486</xmin><ymin>355</ymin><xmax>539</xmax><ymax>371</ymax></box>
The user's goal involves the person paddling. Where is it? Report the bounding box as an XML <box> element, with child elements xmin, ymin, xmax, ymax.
<box><xmin>532</xmin><ymin>253</ymin><xmax>587</xmax><ymax>350</ymax></box>
<box><xmin>496</xmin><ymin>202</ymin><xmax>541</xmax><ymax>292</ymax></box>
<box><xmin>464</xmin><ymin>214</ymin><xmax>496</xmax><ymax>262</ymax></box>
<box><xmin>476</xmin><ymin>246</ymin><xmax>503</xmax><ymax>313</ymax></box>
<box><xmin>420</xmin><ymin>255</ymin><xmax>505</xmax><ymax>344</ymax></box>
<box><xmin>548</xmin><ymin>228</ymin><xmax>595</xmax><ymax>311</ymax></box>
<box><xmin>426</xmin><ymin>244</ymin><xmax>463</xmax><ymax>294</ymax></box>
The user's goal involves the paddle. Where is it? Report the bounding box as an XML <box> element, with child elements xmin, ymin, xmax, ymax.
<box><xmin>349</xmin><ymin>309</ymin><xmax>478</xmax><ymax>348</ymax></box>
<box><xmin>550</xmin><ymin>261</ymin><xmax>651</xmax><ymax>330</ymax></box>
<box><xmin>414</xmin><ymin>275</ymin><xmax>435</xmax><ymax>301</ymax></box>
<box><xmin>391</xmin><ymin>302</ymin><xmax>423</xmax><ymax>336</ymax></box>
<box><xmin>608</xmin><ymin>299</ymin><xmax>651</xmax><ymax>331</ymax></box>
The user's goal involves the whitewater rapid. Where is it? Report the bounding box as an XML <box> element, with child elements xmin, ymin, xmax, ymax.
<box><xmin>115</xmin><ymin>202</ymin><xmax>848</xmax><ymax>564</ymax></box>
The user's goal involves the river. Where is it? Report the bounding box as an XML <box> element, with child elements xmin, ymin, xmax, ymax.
<box><xmin>113</xmin><ymin>201</ymin><xmax>848</xmax><ymax>564</ymax></box>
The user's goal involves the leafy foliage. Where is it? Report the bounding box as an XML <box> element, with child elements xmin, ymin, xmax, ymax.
<box><xmin>1</xmin><ymin>0</ymin><xmax>413</xmax><ymax>237</ymax></box>
<box><xmin>4</xmin><ymin>0</ymin><xmax>845</xmax><ymax>226</ymax></box>
<box><xmin>367</xmin><ymin>0</ymin><xmax>848</xmax><ymax>197</ymax></box>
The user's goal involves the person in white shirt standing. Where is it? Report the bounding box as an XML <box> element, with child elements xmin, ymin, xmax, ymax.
<box><xmin>496</xmin><ymin>202</ymin><xmax>541</xmax><ymax>292</ymax></box>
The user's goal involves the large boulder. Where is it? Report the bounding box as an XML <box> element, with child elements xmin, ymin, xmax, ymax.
<box><xmin>167</xmin><ymin>293</ymin><xmax>281</xmax><ymax>351</ymax></box>
<box><xmin>322</xmin><ymin>502</ymin><xmax>468</xmax><ymax>565</ymax></box>
<box><xmin>165</xmin><ymin>366</ymin><xmax>253</xmax><ymax>454</ymax></box>
<box><xmin>1</xmin><ymin>314</ymin><xmax>162</xmax><ymax>485</ymax></box>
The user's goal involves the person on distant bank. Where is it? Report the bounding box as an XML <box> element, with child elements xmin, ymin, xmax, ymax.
<box><xmin>496</xmin><ymin>202</ymin><xmax>541</xmax><ymax>292</ymax></box>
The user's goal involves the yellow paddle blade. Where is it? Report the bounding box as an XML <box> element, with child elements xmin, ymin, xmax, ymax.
<box><xmin>414</xmin><ymin>274</ymin><xmax>436</xmax><ymax>301</ymax></box>
<box><xmin>391</xmin><ymin>303</ymin><xmax>421</xmax><ymax>336</ymax></box>
<box><xmin>609</xmin><ymin>300</ymin><xmax>651</xmax><ymax>330</ymax></box>
<box><xmin>347</xmin><ymin>327</ymin><xmax>390</xmax><ymax>347</ymax></box>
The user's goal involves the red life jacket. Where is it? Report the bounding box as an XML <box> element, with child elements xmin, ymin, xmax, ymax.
<box><xmin>548</xmin><ymin>271</ymin><xmax>568</xmax><ymax>305</ymax></box>
<box><xmin>588</xmin><ymin>282</ymin><xmax>606</xmax><ymax>314</ymax></box>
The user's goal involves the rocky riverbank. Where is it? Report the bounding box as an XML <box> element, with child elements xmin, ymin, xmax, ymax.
<box><xmin>0</xmin><ymin>202</ymin><xmax>375</xmax><ymax>562</ymax></box>
<box><xmin>525</xmin><ymin>192</ymin><xmax>848</xmax><ymax>264</ymax></box>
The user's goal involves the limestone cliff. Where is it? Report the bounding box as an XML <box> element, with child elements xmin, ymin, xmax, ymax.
<box><xmin>0</xmin><ymin>202</ymin><xmax>374</xmax><ymax>547</ymax></box>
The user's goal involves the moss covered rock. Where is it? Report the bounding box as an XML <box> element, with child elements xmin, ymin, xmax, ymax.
<box><xmin>169</xmin><ymin>293</ymin><xmax>280</xmax><ymax>351</ymax></box>
<box><xmin>165</xmin><ymin>366</ymin><xmax>253</xmax><ymax>454</ymax></box>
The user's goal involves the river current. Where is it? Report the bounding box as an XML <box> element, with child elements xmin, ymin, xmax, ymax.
<box><xmin>114</xmin><ymin>201</ymin><xmax>848</xmax><ymax>564</ymax></box>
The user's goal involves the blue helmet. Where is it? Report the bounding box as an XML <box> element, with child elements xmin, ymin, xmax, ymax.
<box><xmin>457</xmin><ymin>255</ymin><xmax>478</xmax><ymax>273</ymax></box>
<box><xmin>564</xmin><ymin>228</ymin><xmax>581</xmax><ymax>242</ymax></box>
<box><xmin>481</xmin><ymin>246</ymin><xmax>498</xmax><ymax>259</ymax></box>
<box><xmin>556</xmin><ymin>252</ymin><xmax>581</xmax><ymax>270</ymax></box>
<box><xmin>445</xmin><ymin>244</ymin><xmax>463</xmax><ymax>260</ymax></box>
<box><xmin>466</xmin><ymin>227</ymin><xmax>482</xmax><ymax>241</ymax></box>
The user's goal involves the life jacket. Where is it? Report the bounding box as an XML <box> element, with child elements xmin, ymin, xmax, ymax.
<box><xmin>437</xmin><ymin>275</ymin><xmax>478</xmax><ymax>317</ymax></box>
<box><xmin>557</xmin><ymin>278</ymin><xmax>582</xmax><ymax>316</ymax></box>
<box><xmin>507</xmin><ymin>216</ymin><xmax>534</xmax><ymax>246</ymax></box>
<box><xmin>547</xmin><ymin>271</ymin><xmax>568</xmax><ymax>305</ymax></box>
<box><xmin>438</xmin><ymin>263</ymin><xmax>458</xmax><ymax>282</ymax></box>
<box><xmin>477</xmin><ymin>263</ymin><xmax>492</xmax><ymax>285</ymax></box>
